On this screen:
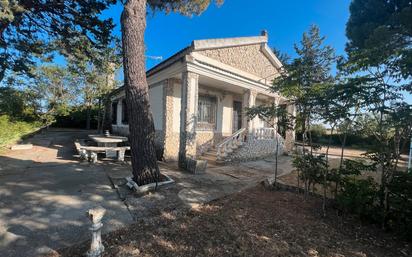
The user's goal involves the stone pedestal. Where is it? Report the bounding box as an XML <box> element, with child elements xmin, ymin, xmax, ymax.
<box><xmin>86</xmin><ymin>207</ymin><xmax>106</xmax><ymax>257</ymax></box>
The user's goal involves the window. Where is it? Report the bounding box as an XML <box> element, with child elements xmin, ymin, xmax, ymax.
<box><xmin>122</xmin><ymin>99</ymin><xmax>128</xmax><ymax>124</ymax></box>
<box><xmin>197</xmin><ymin>95</ymin><xmax>217</xmax><ymax>127</ymax></box>
<box><xmin>111</xmin><ymin>101</ymin><xmax>118</xmax><ymax>125</ymax></box>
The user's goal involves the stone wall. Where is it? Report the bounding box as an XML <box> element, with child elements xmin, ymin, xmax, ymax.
<box><xmin>197</xmin><ymin>44</ymin><xmax>279</xmax><ymax>81</ymax></box>
<box><xmin>224</xmin><ymin>138</ymin><xmax>284</xmax><ymax>163</ymax></box>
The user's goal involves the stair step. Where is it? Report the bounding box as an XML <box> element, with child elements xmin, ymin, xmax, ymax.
<box><xmin>203</xmin><ymin>152</ymin><xmax>217</xmax><ymax>157</ymax></box>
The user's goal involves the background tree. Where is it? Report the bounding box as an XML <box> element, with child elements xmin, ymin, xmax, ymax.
<box><xmin>346</xmin><ymin>0</ymin><xmax>412</xmax><ymax>87</ymax></box>
<box><xmin>345</xmin><ymin>1</ymin><xmax>412</xmax><ymax>227</ymax></box>
<box><xmin>32</xmin><ymin>65</ymin><xmax>78</xmax><ymax>124</ymax></box>
<box><xmin>120</xmin><ymin>0</ymin><xmax>223</xmax><ymax>185</ymax></box>
<box><xmin>0</xmin><ymin>0</ymin><xmax>116</xmax><ymax>82</ymax></box>
<box><xmin>66</xmin><ymin>41</ymin><xmax>122</xmax><ymax>130</ymax></box>
<box><xmin>272</xmin><ymin>25</ymin><xmax>336</xmax><ymax>197</ymax></box>
<box><xmin>273</xmin><ymin>25</ymin><xmax>335</xmax><ymax>153</ymax></box>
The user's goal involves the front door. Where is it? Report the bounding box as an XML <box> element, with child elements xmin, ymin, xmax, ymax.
<box><xmin>232</xmin><ymin>101</ymin><xmax>242</xmax><ymax>132</ymax></box>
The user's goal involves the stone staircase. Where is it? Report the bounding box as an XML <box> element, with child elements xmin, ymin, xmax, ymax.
<box><xmin>199</xmin><ymin>146</ymin><xmax>221</xmax><ymax>167</ymax></box>
<box><xmin>199</xmin><ymin>128</ymin><xmax>285</xmax><ymax>164</ymax></box>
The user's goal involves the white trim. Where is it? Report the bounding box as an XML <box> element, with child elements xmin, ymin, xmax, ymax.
<box><xmin>261</xmin><ymin>44</ymin><xmax>283</xmax><ymax>69</ymax></box>
<box><xmin>192</xmin><ymin>36</ymin><xmax>267</xmax><ymax>50</ymax></box>
<box><xmin>186</xmin><ymin>58</ymin><xmax>285</xmax><ymax>101</ymax></box>
<box><xmin>147</xmin><ymin>61</ymin><xmax>185</xmax><ymax>85</ymax></box>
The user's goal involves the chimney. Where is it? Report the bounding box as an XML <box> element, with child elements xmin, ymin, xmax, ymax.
<box><xmin>261</xmin><ymin>30</ymin><xmax>268</xmax><ymax>38</ymax></box>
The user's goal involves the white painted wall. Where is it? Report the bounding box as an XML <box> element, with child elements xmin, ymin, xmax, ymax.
<box><xmin>172</xmin><ymin>81</ymin><xmax>181</xmax><ymax>133</ymax></box>
<box><xmin>148</xmin><ymin>83</ymin><xmax>164</xmax><ymax>130</ymax></box>
<box><xmin>221</xmin><ymin>95</ymin><xmax>233</xmax><ymax>135</ymax></box>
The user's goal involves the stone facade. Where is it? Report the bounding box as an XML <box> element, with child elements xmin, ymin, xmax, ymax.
<box><xmin>224</xmin><ymin>138</ymin><xmax>284</xmax><ymax>163</ymax></box>
<box><xmin>109</xmin><ymin>34</ymin><xmax>295</xmax><ymax>166</ymax></box>
<box><xmin>197</xmin><ymin>44</ymin><xmax>279</xmax><ymax>82</ymax></box>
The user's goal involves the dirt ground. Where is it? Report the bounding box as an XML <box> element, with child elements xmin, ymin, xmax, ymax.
<box><xmin>49</xmin><ymin>185</ymin><xmax>411</xmax><ymax>257</ymax></box>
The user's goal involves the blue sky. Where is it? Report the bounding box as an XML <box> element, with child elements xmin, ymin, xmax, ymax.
<box><xmin>104</xmin><ymin>0</ymin><xmax>352</xmax><ymax>69</ymax></box>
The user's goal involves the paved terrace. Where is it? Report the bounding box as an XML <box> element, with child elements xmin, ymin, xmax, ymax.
<box><xmin>0</xmin><ymin>128</ymin><xmax>292</xmax><ymax>257</ymax></box>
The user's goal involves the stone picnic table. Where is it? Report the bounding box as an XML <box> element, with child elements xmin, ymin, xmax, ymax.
<box><xmin>88</xmin><ymin>134</ymin><xmax>128</xmax><ymax>148</ymax></box>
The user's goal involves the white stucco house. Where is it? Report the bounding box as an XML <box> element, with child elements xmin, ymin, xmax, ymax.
<box><xmin>110</xmin><ymin>31</ymin><xmax>295</xmax><ymax>163</ymax></box>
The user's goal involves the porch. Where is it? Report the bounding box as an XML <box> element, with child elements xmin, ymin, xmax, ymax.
<box><xmin>110</xmin><ymin>33</ymin><xmax>296</xmax><ymax>164</ymax></box>
<box><xmin>110</xmin><ymin>70</ymin><xmax>295</xmax><ymax>163</ymax></box>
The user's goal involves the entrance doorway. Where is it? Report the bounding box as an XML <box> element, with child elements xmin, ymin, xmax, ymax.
<box><xmin>232</xmin><ymin>101</ymin><xmax>242</xmax><ymax>132</ymax></box>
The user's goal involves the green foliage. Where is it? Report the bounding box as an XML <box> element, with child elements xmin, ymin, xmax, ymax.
<box><xmin>0</xmin><ymin>87</ymin><xmax>39</xmax><ymax>120</ymax></box>
<box><xmin>0</xmin><ymin>0</ymin><xmax>116</xmax><ymax>81</ymax></box>
<box><xmin>336</xmin><ymin>177</ymin><xmax>380</xmax><ymax>221</ymax></box>
<box><xmin>332</xmin><ymin>160</ymin><xmax>412</xmax><ymax>240</ymax></box>
<box><xmin>387</xmin><ymin>172</ymin><xmax>412</xmax><ymax>239</ymax></box>
<box><xmin>147</xmin><ymin>0</ymin><xmax>224</xmax><ymax>15</ymax></box>
<box><xmin>346</xmin><ymin>0</ymin><xmax>412</xmax><ymax>84</ymax></box>
<box><xmin>293</xmin><ymin>153</ymin><xmax>327</xmax><ymax>190</ymax></box>
<box><xmin>0</xmin><ymin>115</ymin><xmax>42</xmax><ymax>147</ymax></box>
<box><xmin>308</xmin><ymin>124</ymin><xmax>326</xmax><ymax>142</ymax></box>
<box><xmin>53</xmin><ymin>106</ymin><xmax>99</xmax><ymax>129</ymax></box>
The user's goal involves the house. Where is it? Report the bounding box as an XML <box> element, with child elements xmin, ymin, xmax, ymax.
<box><xmin>110</xmin><ymin>31</ymin><xmax>295</xmax><ymax>164</ymax></box>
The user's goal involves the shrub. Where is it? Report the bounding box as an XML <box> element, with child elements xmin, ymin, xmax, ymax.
<box><xmin>310</xmin><ymin>124</ymin><xmax>327</xmax><ymax>141</ymax></box>
<box><xmin>336</xmin><ymin>177</ymin><xmax>380</xmax><ymax>221</ymax></box>
<box><xmin>53</xmin><ymin>106</ymin><xmax>98</xmax><ymax>129</ymax></box>
<box><xmin>0</xmin><ymin>115</ymin><xmax>42</xmax><ymax>147</ymax></box>
<box><xmin>387</xmin><ymin>172</ymin><xmax>412</xmax><ymax>239</ymax></box>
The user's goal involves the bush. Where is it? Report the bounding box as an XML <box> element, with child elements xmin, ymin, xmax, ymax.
<box><xmin>310</xmin><ymin>124</ymin><xmax>327</xmax><ymax>142</ymax></box>
<box><xmin>53</xmin><ymin>106</ymin><xmax>98</xmax><ymax>129</ymax></box>
<box><xmin>387</xmin><ymin>172</ymin><xmax>412</xmax><ymax>239</ymax></box>
<box><xmin>0</xmin><ymin>115</ymin><xmax>42</xmax><ymax>147</ymax></box>
<box><xmin>335</xmin><ymin>171</ymin><xmax>412</xmax><ymax>240</ymax></box>
<box><xmin>336</xmin><ymin>177</ymin><xmax>380</xmax><ymax>221</ymax></box>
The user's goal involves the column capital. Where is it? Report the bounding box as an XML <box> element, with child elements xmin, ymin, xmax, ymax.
<box><xmin>183</xmin><ymin>70</ymin><xmax>199</xmax><ymax>80</ymax></box>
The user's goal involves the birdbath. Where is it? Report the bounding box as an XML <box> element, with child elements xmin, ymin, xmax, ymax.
<box><xmin>86</xmin><ymin>207</ymin><xmax>106</xmax><ymax>257</ymax></box>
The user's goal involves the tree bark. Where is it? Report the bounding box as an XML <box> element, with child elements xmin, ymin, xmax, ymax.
<box><xmin>121</xmin><ymin>0</ymin><xmax>160</xmax><ymax>185</ymax></box>
<box><xmin>102</xmin><ymin>95</ymin><xmax>112</xmax><ymax>132</ymax></box>
<box><xmin>86</xmin><ymin>105</ymin><xmax>91</xmax><ymax>130</ymax></box>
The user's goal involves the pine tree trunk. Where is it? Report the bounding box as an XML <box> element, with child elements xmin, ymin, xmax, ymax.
<box><xmin>121</xmin><ymin>0</ymin><xmax>160</xmax><ymax>186</ymax></box>
<box><xmin>86</xmin><ymin>105</ymin><xmax>91</xmax><ymax>130</ymax></box>
<box><xmin>102</xmin><ymin>95</ymin><xmax>112</xmax><ymax>132</ymax></box>
<box><xmin>97</xmin><ymin>98</ymin><xmax>102</xmax><ymax>133</ymax></box>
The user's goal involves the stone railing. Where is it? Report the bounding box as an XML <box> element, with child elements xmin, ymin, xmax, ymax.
<box><xmin>251</xmin><ymin>127</ymin><xmax>285</xmax><ymax>144</ymax></box>
<box><xmin>216</xmin><ymin>128</ymin><xmax>246</xmax><ymax>161</ymax></box>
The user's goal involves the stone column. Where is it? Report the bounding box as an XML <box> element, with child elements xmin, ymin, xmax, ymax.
<box><xmin>273</xmin><ymin>97</ymin><xmax>280</xmax><ymax>128</ymax></box>
<box><xmin>242</xmin><ymin>89</ymin><xmax>257</xmax><ymax>132</ymax></box>
<box><xmin>285</xmin><ymin>103</ymin><xmax>296</xmax><ymax>152</ymax></box>
<box><xmin>163</xmin><ymin>78</ymin><xmax>179</xmax><ymax>161</ymax></box>
<box><xmin>178</xmin><ymin>71</ymin><xmax>199</xmax><ymax>168</ymax></box>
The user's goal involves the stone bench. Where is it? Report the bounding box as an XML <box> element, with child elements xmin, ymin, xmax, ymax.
<box><xmin>74</xmin><ymin>139</ymin><xmax>130</xmax><ymax>163</ymax></box>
